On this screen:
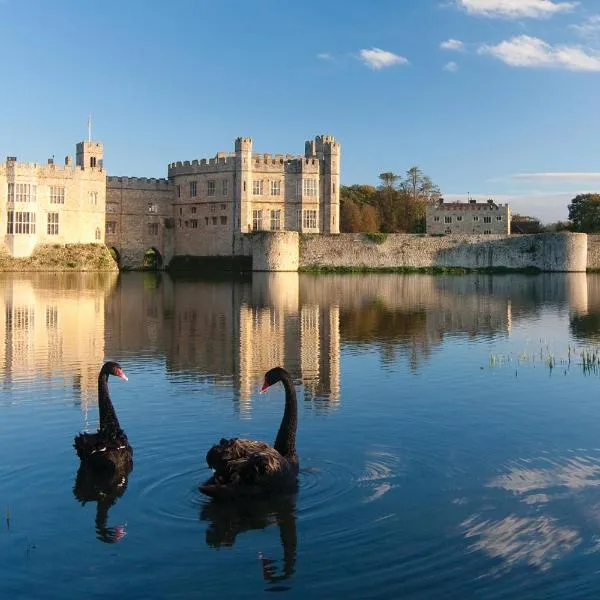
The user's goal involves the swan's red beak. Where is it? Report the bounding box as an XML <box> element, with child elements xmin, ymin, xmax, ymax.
<box><xmin>260</xmin><ymin>379</ymin><xmax>270</xmax><ymax>394</ymax></box>
<box><xmin>116</xmin><ymin>368</ymin><xmax>128</xmax><ymax>382</ymax></box>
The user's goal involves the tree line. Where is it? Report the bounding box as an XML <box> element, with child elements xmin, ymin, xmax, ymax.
<box><xmin>340</xmin><ymin>167</ymin><xmax>440</xmax><ymax>233</ymax></box>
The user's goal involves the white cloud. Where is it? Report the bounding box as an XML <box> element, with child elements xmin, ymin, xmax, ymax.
<box><xmin>571</xmin><ymin>15</ymin><xmax>600</xmax><ymax>39</ymax></box>
<box><xmin>478</xmin><ymin>35</ymin><xmax>600</xmax><ymax>71</ymax></box>
<box><xmin>441</xmin><ymin>38</ymin><xmax>464</xmax><ymax>51</ymax></box>
<box><xmin>444</xmin><ymin>61</ymin><xmax>459</xmax><ymax>71</ymax></box>
<box><xmin>359</xmin><ymin>48</ymin><xmax>409</xmax><ymax>70</ymax></box>
<box><xmin>510</xmin><ymin>172</ymin><xmax>600</xmax><ymax>182</ymax></box>
<box><xmin>317</xmin><ymin>52</ymin><xmax>334</xmax><ymax>61</ymax></box>
<box><xmin>456</xmin><ymin>0</ymin><xmax>577</xmax><ymax>19</ymax></box>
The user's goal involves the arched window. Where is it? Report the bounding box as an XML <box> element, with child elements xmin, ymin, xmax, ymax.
<box><xmin>95</xmin><ymin>226</ymin><xmax>101</xmax><ymax>240</ymax></box>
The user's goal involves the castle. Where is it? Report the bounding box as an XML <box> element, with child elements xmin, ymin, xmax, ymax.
<box><xmin>426</xmin><ymin>198</ymin><xmax>511</xmax><ymax>235</ymax></box>
<box><xmin>0</xmin><ymin>135</ymin><xmax>341</xmax><ymax>267</ymax></box>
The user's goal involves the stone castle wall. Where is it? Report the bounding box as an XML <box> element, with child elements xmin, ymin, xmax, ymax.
<box><xmin>298</xmin><ymin>233</ymin><xmax>588</xmax><ymax>272</ymax></box>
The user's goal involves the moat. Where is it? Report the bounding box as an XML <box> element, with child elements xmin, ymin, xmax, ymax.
<box><xmin>3</xmin><ymin>271</ymin><xmax>600</xmax><ymax>599</ymax></box>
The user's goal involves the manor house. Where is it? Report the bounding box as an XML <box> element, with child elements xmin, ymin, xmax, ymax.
<box><xmin>426</xmin><ymin>198</ymin><xmax>511</xmax><ymax>235</ymax></box>
<box><xmin>0</xmin><ymin>135</ymin><xmax>341</xmax><ymax>264</ymax></box>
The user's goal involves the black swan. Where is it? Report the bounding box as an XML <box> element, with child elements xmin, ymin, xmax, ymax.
<box><xmin>73</xmin><ymin>361</ymin><xmax>132</xmax><ymax>473</ymax></box>
<box><xmin>73</xmin><ymin>462</ymin><xmax>132</xmax><ymax>543</ymax></box>
<box><xmin>200</xmin><ymin>366</ymin><xmax>298</xmax><ymax>499</ymax></box>
<box><xmin>201</xmin><ymin>495</ymin><xmax>297</xmax><ymax>585</ymax></box>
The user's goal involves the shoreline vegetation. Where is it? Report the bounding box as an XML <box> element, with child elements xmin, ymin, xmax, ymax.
<box><xmin>0</xmin><ymin>244</ymin><xmax>118</xmax><ymax>272</ymax></box>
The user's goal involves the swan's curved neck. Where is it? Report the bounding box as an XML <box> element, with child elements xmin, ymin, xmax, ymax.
<box><xmin>98</xmin><ymin>372</ymin><xmax>122</xmax><ymax>433</ymax></box>
<box><xmin>273</xmin><ymin>375</ymin><xmax>297</xmax><ymax>458</ymax></box>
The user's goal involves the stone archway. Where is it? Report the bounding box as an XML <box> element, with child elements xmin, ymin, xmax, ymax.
<box><xmin>143</xmin><ymin>247</ymin><xmax>163</xmax><ymax>270</ymax></box>
<box><xmin>109</xmin><ymin>247</ymin><xmax>120</xmax><ymax>265</ymax></box>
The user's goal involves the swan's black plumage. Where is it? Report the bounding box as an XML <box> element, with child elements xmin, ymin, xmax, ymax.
<box><xmin>200</xmin><ymin>367</ymin><xmax>299</xmax><ymax>499</ymax></box>
<box><xmin>74</xmin><ymin>361</ymin><xmax>132</xmax><ymax>473</ymax></box>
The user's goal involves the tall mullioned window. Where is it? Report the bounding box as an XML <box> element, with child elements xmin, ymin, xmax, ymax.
<box><xmin>270</xmin><ymin>209</ymin><xmax>281</xmax><ymax>230</ymax></box>
<box><xmin>190</xmin><ymin>181</ymin><xmax>197</xmax><ymax>197</ymax></box>
<box><xmin>88</xmin><ymin>191</ymin><xmax>98</xmax><ymax>205</ymax></box>
<box><xmin>270</xmin><ymin>180</ymin><xmax>281</xmax><ymax>196</ymax></box>
<box><xmin>222</xmin><ymin>180</ymin><xmax>229</xmax><ymax>196</ymax></box>
<box><xmin>207</xmin><ymin>180</ymin><xmax>216</xmax><ymax>196</ymax></box>
<box><xmin>50</xmin><ymin>186</ymin><xmax>65</xmax><ymax>204</ymax></box>
<box><xmin>302</xmin><ymin>209</ymin><xmax>317</xmax><ymax>230</ymax></box>
<box><xmin>47</xmin><ymin>212</ymin><xmax>59</xmax><ymax>235</ymax></box>
<box><xmin>252</xmin><ymin>180</ymin><xmax>263</xmax><ymax>195</ymax></box>
<box><xmin>303</xmin><ymin>179</ymin><xmax>317</xmax><ymax>197</ymax></box>
<box><xmin>106</xmin><ymin>221</ymin><xmax>117</xmax><ymax>235</ymax></box>
<box><xmin>7</xmin><ymin>211</ymin><xmax>36</xmax><ymax>234</ymax></box>
<box><xmin>252</xmin><ymin>209</ymin><xmax>263</xmax><ymax>230</ymax></box>
<box><xmin>11</xmin><ymin>184</ymin><xmax>36</xmax><ymax>203</ymax></box>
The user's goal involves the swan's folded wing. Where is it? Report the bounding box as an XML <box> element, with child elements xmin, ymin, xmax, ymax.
<box><xmin>206</xmin><ymin>438</ymin><xmax>271</xmax><ymax>471</ymax></box>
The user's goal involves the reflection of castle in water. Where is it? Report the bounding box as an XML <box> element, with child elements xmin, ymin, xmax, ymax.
<box><xmin>0</xmin><ymin>272</ymin><xmax>118</xmax><ymax>406</ymax></box>
<box><xmin>2</xmin><ymin>271</ymin><xmax>593</xmax><ymax>408</ymax></box>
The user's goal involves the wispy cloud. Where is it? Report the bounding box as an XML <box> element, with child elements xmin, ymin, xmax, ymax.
<box><xmin>456</xmin><ymin>0</ymin><xmax>577</xmax><ymax>19</ymax></box>
<box><xmin>441</xmin><ymin>38</ymin><xmax>465</xmax><ymax>51</ymax></box>
<box><xmin>359</xmin><ymin>48</ymin><xmax>409</xmax><ymax>70</ymax></box>
<box><xmin>317</xmin><ymin>52</ymin><xmax>334</xmax><ymax>61</ymax></box>
<box><xmin>478</xmin><ymin>35</ymin><xmax>600</xmax><ymax>71</ymax></box>
<box><xmin>444</xmin><ymin>61</ymin><xmax>459</xmax><ymax>72</ymax></box>
<box><xmin>509</xmin><ymin>172</ymin><xmax>600</xmax><ymax>182</ymax></box>
<box><xmin>571</xmin><ymin>15</ymin><xmax>600</xmax><ymax>39</ymax></box>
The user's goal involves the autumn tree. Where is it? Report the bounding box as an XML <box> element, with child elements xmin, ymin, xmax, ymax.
<box><xmin>568</xmin><ymin>194</ymin><xmax>600</xmax><ymax>233</ymax></box>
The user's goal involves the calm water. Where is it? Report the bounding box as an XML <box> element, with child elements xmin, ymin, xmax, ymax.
<box><xmin>2</xmin><ymin>271</ymin><xmax>600</xmax><ymax>599</ymax></box>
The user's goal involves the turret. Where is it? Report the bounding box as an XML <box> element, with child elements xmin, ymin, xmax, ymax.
<box><xmin>76</xmin><ymin>141</ymin><xmax>104</xmax><ymax>170</ymax></box>
<box><xmin>235</xmin><ymin>137</ymin><xmax>253</xmax><ymax>232</ymax></box>
<box><xmin>313</xmin><ymin>135</ymin><xmax>340</xmax><ymax>234</ymax></box>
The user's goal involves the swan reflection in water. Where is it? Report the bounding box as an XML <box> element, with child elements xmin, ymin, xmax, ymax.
<box><xmin>200</xmin><ymin>494</ymin><xmax>297</xmax><ymax>588</ymax></box>
<box><xmin>73</xmin><ymin>463</ymin><xmax>132</xmax><ymax>544</ymax></box>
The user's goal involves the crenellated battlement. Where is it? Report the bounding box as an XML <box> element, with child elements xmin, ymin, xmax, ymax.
<box><xmin>1</xmin><ymin>161</ymin><xmax>105</xmax><ymax>178</ymax></box>
<box><xmin>107</xmin><ymin>176</ymin><xmax>171</xmax><ymax>190</ymax></box>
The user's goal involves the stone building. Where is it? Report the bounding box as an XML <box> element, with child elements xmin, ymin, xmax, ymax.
<box><xmin>106</xmin><ymin>134</ymin><xmax>340</xmax><ymax>267</ymax></box>
<box><xmin>0</xmin><ymin>142</ymin><xmax>107</xmax><ymax>257</ymax></box>
<box><xmin>426</xmin><ymin>198</ymin><xmax>511</xmax><ymax>235</ymax></box>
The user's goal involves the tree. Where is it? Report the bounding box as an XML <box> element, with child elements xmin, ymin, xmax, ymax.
<box><xmin>568</xmin><ymin>194</ymin><xmax>600</xmax><ymax>232</ymax></box>
<box><xmin>400</xmin><ymin>167</ymin><xmax>441</xmax><ymax>205</ymax></box>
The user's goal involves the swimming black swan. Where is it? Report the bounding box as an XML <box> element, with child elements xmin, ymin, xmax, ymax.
<box><xmin>73</xmin><ymin>462</ymin><xmax>132</xmax><ymax>543</ymax></box>
<box><xmin>74</xmin><ymin>361</ymin><xmax>132</xmax><ymax>473</ymax></box>
<box><xmin>200</xmin><ymin>366</ymin><xmax>298</xmax><ymax>499</ymax></box>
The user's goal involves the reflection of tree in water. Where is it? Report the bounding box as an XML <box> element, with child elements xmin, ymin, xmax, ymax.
<box><xmin>73</xmin><ymin>463</ymin><xmax>132</xmax><ymax>544</ymax></box>
<box><xmin>200</xmin><ymin>495</ymin><xmax>297</xmax><ymax>588</ymax></box>
<box><xmin>570</xmin><ymin>313</ymin><xmax>600</xmax><ymax>342</ymax></box>
<box><xmin>341</xmin><ymin>302</ymin><xmax>437</xmax><ymax>370</ymax></box>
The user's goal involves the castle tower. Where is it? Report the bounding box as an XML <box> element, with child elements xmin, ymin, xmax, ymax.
<box><xmin>235</xmin><ymin>137</ymin><xmax>253</xmax><ymax>232</ymax></box>
<box><xmin>309</xmin><ymin>135</ymin><xmax>340</xmax><ymax>234</ymax></box>
<box><xmin>76</xmin><ymin>141</ymin><xmax>104</xmax><ymax>170</ymax></box>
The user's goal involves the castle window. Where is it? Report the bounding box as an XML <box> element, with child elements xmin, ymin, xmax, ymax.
<box><xmin>252</xmin><ymin>209</ymin><xmax>263</xmax><ymax>231</ymax></box>
<box><xmin>220</xmin><ymin>216</ymin><xmax>227</xmax><ymax>225</ymax></box>
<box><xmin>456</xmin><ymin>216</ymin><xmax>463</xmax><ymax>222</ymax></box>
<box><xmin>496</xmin><ymin>215</ymin><xmax>502</xmax><ymax>221</ymax></box>
<box><xmin>270</xmin><ymin>209</ymin><xmax>281</xmax><ymax>230</ymax></box>
<box><xmin>211</xmin><ymin>204</ymin><xmax>216</xmax><ymax>213</ymax></box>
<box><xmin>444</xmin><ymin>216</ymin><xmax>452</xmax><ymax>224</ymax></box>
<box><xmin>179</xmin><ymin>207</ymin><xmax>183</xmax><ymax>215</ymax></box>
<box><xmin>270</xmin><ymin>180</ymin><xmax>281</xmax><ymax>196</ymax></box>
<box><xmin>484</xmin><ymin>229</ymin><xmax>492</xmax><ymax>234</ymax></box>
<box><xmin>106</xmin><ymin>221</ymin><xmax>117</xmax><ymax>235</ymax></box>
<box><xmin>302</xmin><ymin>209</ymin><xmax>318</xmax><ymax>230</ymax></box>
<box><xmin>7</xmin><ymin>211</ymin><xmax>36</xmax><ymax>234</ymax></box>
<box><xmin>50</xmin><ymin>186</ymin><xmax>65</xmax><ymax>204</ymax></box>
<box><xmin>190</xmin><ymin>181</ymin><xmax>197</xmax><ymax>197</ymax></box>
<box><xmin>212</xmin><ymin>216</ymin><xmax>218</xmax><ymax>225</ymax></box>
<box><xmin>90</xmin><ymin>156</ymin><xmax>97</xmax><ymax>168</ymax></box>
<box><xmin>243</xmin><ymin>181</ymin><xmax>246</xmax><ymax>192</ymax></box>
<box><xmin>207</xmin><ymin>180</ymin><xmax>216</xmax><ymax>196</ymax></box>
<box><xmin>14</xmin><ymin>184</ymin><xmax>36</xmax><ymax>203</ymax></box>
<box><xmin>253</xmin><ymin>180</ymin><xmax>263</xmax><ymax>195</ymax></box>
<box><xmin>95</xmin><ymin>227</ymin><xmax>101</xmax><ymax>240</ymax></box>
<box><xmin>205</xmin><ymin>217</ymin><xmax>209</xmax><ymax>225</ymax></box>
<box><xmin>47</xmin><ymin>212</ymin><xmax>59</xmax><ymax>235</ymax></box>
<box><xmin>333</xmin><ymin>182</ymin><xmax>336</xmax><ymax>195</ymax></box>
<box><xmin>177</xmin><ymin>184</ymin><xmax>181</xmax><ymax>198</ymax></box>
<box><xmin>191</xmin><ymin>219</ymin><xmax>198</xmax><ymax>229</ymax></box>
<box><xmin>222</xmin><ymin>180</ymin><xmax>229</xmax><ymax>196</ymax></box>
<box><xmin>191</xmin><ymin>206</ymin><xmax>197</xmax><ymax>214</ymax></box>
<box><xmin>7</xmin><ymin>183</ymin><xmax>14</xmax><ymax>202</ymax></box>
<box><xmin>303</xmin><ymin>179</ymin><xmax>317</xmax><ymax>197</ymax></box>
<box><xmin>473</xmin><ymin>216</ymin><xmax>479</xmax><ymax>222</ymax></box>
<box><xmin>434</xmin><ymin>216</ymin><xmax>440</xmax><ymax>222</ymax></box>
<box><xmin>483</xmin><ymin>216</ymin><xmax>492</xmax><ymax>223</ymax></box>
<box><xmin>220</xmin><ymin>204</ymin><xmax>226</xmax><ymax>210</ymax></box>
<box><xmin>107</xmin><ymin>204</ymin><xmax>116</xmax><ymax>213</ymax></box>
<box><xmin>148</xmin><ymin>203</ymin><xmax>158</xmax><ymax>214</ymax></box>
<box><xmin>88</xmin><ymin>191</ymin><xmax>98</xmax><ymax>205</ymax></box>
<box><xmin>148</xmin><ymin>222</ymin><xmax>159</xmax><ymax>236</ymax></box>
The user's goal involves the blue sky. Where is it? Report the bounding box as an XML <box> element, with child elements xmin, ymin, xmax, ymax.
<box><xmin>2</xmin><ymin>0</ymin><xmax>600</xmax><ymax>223</ymax></box>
